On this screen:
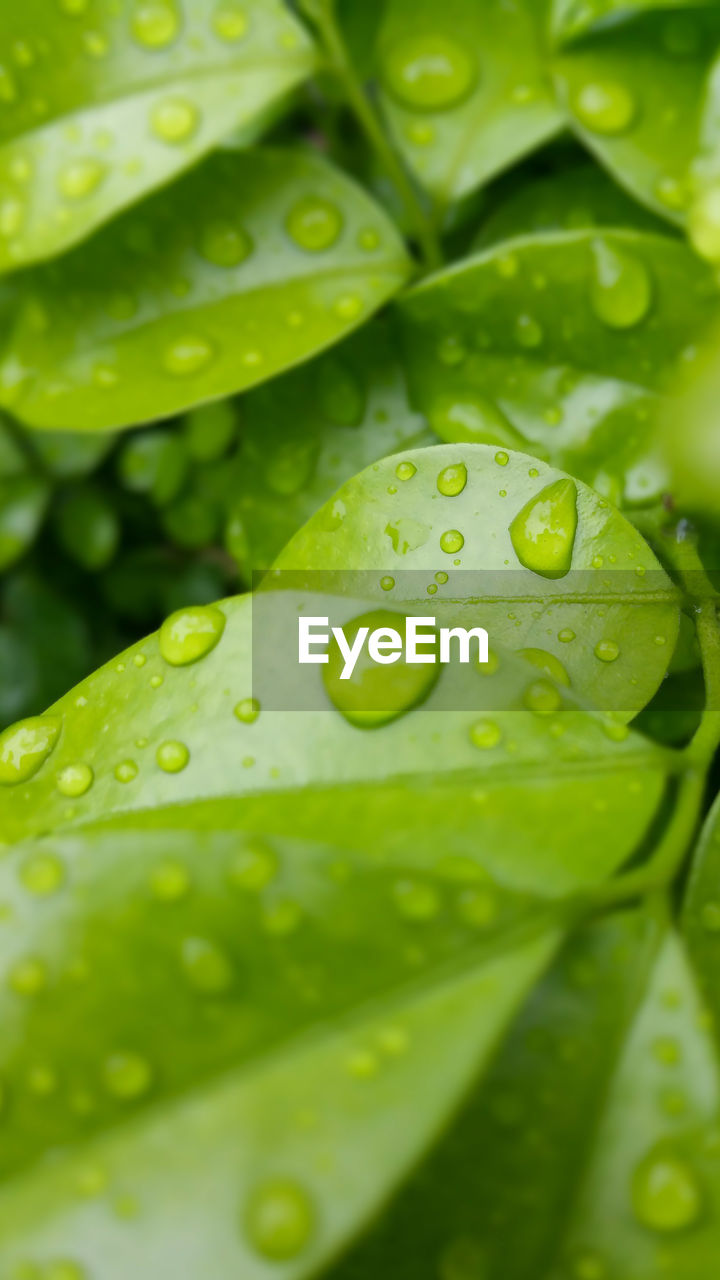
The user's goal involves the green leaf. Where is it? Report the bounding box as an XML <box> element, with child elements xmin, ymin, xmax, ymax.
<box><xmin>551</xmin><ymin>0</ymin><xmax>718</xmax><ymax>46</ymax></box>
<box><xmin>0</xmin><ymin>472</ymin><xmax>49</xmax><ymax>569</ymax></box>
<box><xmin>232</xmin><ymin>318</ymin><xmax>435</xmax><ymax>572</ymax></box>
<box><xmin>0</xmin><ymin>0</ymin><xmax>316</xmax><ymax>273</ymax></box>
<box><xmin>0</xmin><ymin>148</ymin><xmax>412</xmax><ymax>432</ymax></box>
<box><xmin>396</xmin><ymin>230</ymin><xmax>718</xmax><ymax>506</ymax></box>
<box><xmin>331</xmin><ymin>909</ymin><xmax>720</xmax><ymax>1280</ymax></box>
<box><xmin>683</xmin><ymin>790</ymin><xmax>720</xmax><ymax>1005</ymax></box>
<box><xmin>554</xmin><ymin>5</ymin><xmax>720</xmax><ymax>224</ymax></box>
<box><xmin>376</xmin><ymin>0</ymin><xmax>564</xmax><ymax>206</ymax></box>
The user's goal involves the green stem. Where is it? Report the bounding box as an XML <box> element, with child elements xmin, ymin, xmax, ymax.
<box><xmin>688</xmin><ymin>596</ymin><xmax>720</xmax><ymax>765</ymax></box>
<box><xmin>303</xmin><ymin>0</ymin><xmax>443</xmax><ymax>272</ymax></box>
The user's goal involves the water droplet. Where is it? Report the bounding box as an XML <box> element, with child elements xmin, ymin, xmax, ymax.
<box><xmin>263</xmin><ymin>898</ymin><xmax>302</xmax><ymax>936</ymax></box>
<box><xmin>394</xmin><ymin>878</ymin><xmax>440</xmax><ymax>922</ymax></box>
<box><xmin>495</xmin><ymin>451</ymin><xmax>509</xmax><ymax>467</ymax></box>
<box><xmin>470</xmin><ymin>720</ymin><xmax>502</xmax><ymax>750</ymax></box>
<box><xmin>358</xmin><ymin>226</ymin><xmax>380</xmax><ymax>250</ymax></box>
<box><xmin>212</xmin><ymin>1</ymin><xmax>249</xmax><ymax>41</ymax></box>
<box><xmin>245</xmin><ymin>1178</ymin><xmax>315</xmax><ymax>1261</ymax></box>
<box><xmin>382</xmin><ymin>33</ymin><xmax>478</xmax><ymax>111</ymax></box>
<box><xmin>594</xmin><ymin>639</ymin><xmax>620</xmax><ymax>663</ymax></box>
<box><xmin>58</xmin><ymin>158</ymin><xmax>107</xmax><ymax>200</ymax></box>
<box><xmin>131</xmin><ymin>1</ymin><xmax>180</xmax><ymax>48</ymax></box>
<box><xmin>150</xmin><ymin>96</ymin><xmax>199</xmax><ymax>143</ymax></box>
<box><xmin>229</xmin><ymin>839</ymin><xmax>278</xmax><ymax>891</ymax></box>
<box><xmin>519</xmin><ymin>648</ymin><xmax>571</xmax><ymax>687</ymax></box>
<box><xmin>437</xmin><ymin>335</ymin><xmax>467</xmax><ymax>366</ymax></box>
<box><xmin>590</xmin><ymin>239</ymin><xmax>652</xmax><ymax>329</ymax></box>
<box><xmin>514</xmin><ymin>314</ymin><xmax>543</xmax><ymax>348</ymax></box>
<box><xmin>286</xmin><ymin>197</ymin><xmax>343</xmax><ymax>252</ymax></box>
<box><xmin>558</xmin><ymin>628</ymin><xmax>576</xmax><ymax>643</ymax></box>
<box><xmin>573</xmin><ymin>80</ymin><xmax>637</xmax><ymax>135</ymax></box>
<box><xmin>440</xmin><ymin>529</ymin><xmax>464</xmax><ymax>554</ymax></box>
<box><xmin>156</xmin><ymin>740</ymin><xmax>189</xmax><ymax>772</ymax></box>
<box><xmin>20</xmin><ymin>853</ymin><xmax>65</xmax><ymax>896</ymax></box>
<box><xmin>150</xmin><ymin>860</ymin><xmax>190</xmax><ymax>901</ymax></box>
<box><xmin>56</xmin><ymin>762</ymin><xmax>93</xmax><ymax>797</ymax></box>
<box><xmin>103</xmin><ymin>1052</ymin><xmax>153</xmax><ymax>1100</ymax></box>
<box><xmin>602</xmin><ymin>715</ymin><xmax>629</xmax><ymax>742</ymax></box>
<box><xmin>437</xmin><ymin>462</ymin><xmax>467</xmax><ymax>497</ymax></box>
<box><xmin>234</xmin><ymin>697</ymin><xmax>260</xmax><ymax>724</ymax></box>
<box><xmin>114</xmin><ymin>759</ymin><xmax>138</xmax><ymax>783</ymax></box>
<box><xmin>655</xmin><ymin>175</ymin><xmax>687</xmax><ymax>211</ymax></box>
<box><xmin>323</xmin><ymin>609</ymin><xmax>439</xmax><ymax>728</ymax></box>
<box><xmin>83</xmin><ymin>29</ymin><xmax>109</xmax><ymax>57</ymax></box>
<box><xmin>523</xmin><ymin>679</ymin><xmax>562</xmax><ymax>717</ymax></box>
<box><xmin>0</xmin><ymin>716</ymin><xmax>62</xmax><ymax>785</ymax></box>
<box><xmin>509</xmin><ymin>480</ymin><xmax>577</xmax><ymax>579</ymax></box>
<box><xmin>395</xmin><ymin>460</ymin><xmax>417</xmax><ymax>482</ymax></box>
<box><xmin>631</xmin><ymin>1150</ymin><xmax>702</xmax><ymax>1233</ymax></box>
<box><xmin>380</xmin><ymin>575</ymin><xmax>395</xmax><ymax>592</ymax></box>
<box><xmin>159</xmin><ymin>604</ymin><xmax>225</xmax><ymax>665</ymax></box>
<box><xmin>9</xmin><ymin>956</ymin><xmax>47</xmax><ymax>996</ymax></box>
<box><xmin>457</xmin><ymin>886</ymin><xmax>498</xmax><ymax>928</ymax></box>
<box><xmin>163</xmin><ymin>334</ymin><xmax>214</xmax><ymax>376</ymax></box>
<box><xmin>181</xmin><ymin>936</ymin><xmax>233</xmax><ymax>993</ymax></box>
<box><xmin>334</xmin><ymin>293</ymin><xmax>363</xmax><ymax>320</ymax></box>
<box><xmin>199</xmin><ymin>219</ymin><xmax>252</xmax><ymax>267</ymax></box>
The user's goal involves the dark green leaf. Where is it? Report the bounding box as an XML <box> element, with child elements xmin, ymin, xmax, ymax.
<box><xmin>0</xmin><ymin>148</ymin><xmax>412</xmax><ymax>431</ymax></box>
<box><xmin>0</xmin><ymin>472</ymin><xmax>49</xmax><ymax>568</ymax></box>
<box><xmin>0</xmin><ymin>0</ymin><xmax>316</xmax><ymax>272</ymax></box>
<box><xmin>551</xmin><ymin>0</ymin><xmax>717</xmax><ymax>46</ymax></box>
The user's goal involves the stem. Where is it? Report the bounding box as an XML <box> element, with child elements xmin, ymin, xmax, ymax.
<box><xmin>303</xmin><ymin>0</ymin><xmax>443</xmax><ymax>271</ymax></box>
<box><xmin>688</xmin><ymin>597</ymin><xmax>720</xmax><ymax>764</ymax></box>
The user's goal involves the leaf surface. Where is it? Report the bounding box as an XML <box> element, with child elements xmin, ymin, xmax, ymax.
<box><xmin>0</xmin><ymin>0</ymin><xmax>316</xmax><ymax>272</ymax></box>
<box><xmin>0</xmin><ymin>148</ymin><xmax>411</xmax><ymax>432</ymax></box>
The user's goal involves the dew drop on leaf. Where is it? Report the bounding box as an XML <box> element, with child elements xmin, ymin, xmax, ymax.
<box><xmin>395</xmin><ymin>460</ymin><xmax>417</xmax><ymax>481</ymax></box>
<box><xmin>594</xmin><ymin>640</ymin><xmax>620</xmax><ymax>664</ymax></box>
<box><xmin>572</xmin><ymin>80</ymin><xmax>637</xmax><ymax>135</ymax></box>
<box><xmin>57</xmin><ymin>158</ymin><xmax>107</xmax><ymax>200</ymax></box>
<box><xmin>689</xmin><ymin>186</ymin><xmax>720</xmax><ymax>262</ymax></box>
<box><xmin>114</xmin><ymin>759</ymin><xmax>138</xmax><ymax>783</ymax></box>
<box><xmin>103</xmin><ymin>1051</ymin><xmax>153</xmax><ymax>1100</ymax></box>
<box><xmin>156</xmin><ymin>740</ymin><xmax>190</xmax><ymax>772</ymax></box>
<box><xmin>323</xmin><ymin>609</ymin><xmax>439</xmax><ymax>728</ymax></box>
<box><xmin>234</xmin><ymin>697</ymin><xmax>260</xmax><ymax>724</ymax></box>
<box><xmin>131</xmin><ymin>0</ymin><xmax>180</xmax><ymax>49</ymax></box>
<box><xmin>150</xmin><ymin>97</ymin><xmax>199</xmax><ymax>144</ymax></box>
<box><xmin>244</xmin><ymin>1178</ymin><xmax>316</xmax><ymax>1261</ymax></box>
<box><xmin>159</xmin><ymin>604</ymin><xmax>226</xmax><ymax>666</ymax></box>
<box><xmin>212</xmin><ymin>1</ymin><xmax>249</xmax><ymax>42</ymax></box>
<box><xmin>590</xmin><ymin>240</ymin><xmax>652</xmax><ymax>330</ymax></box>
<box><xmin>286</xmin><ymin>197</ymin><xmax>343</xmax><ymax>252</ymax></box>
<box><xmin>440</xmin><ymin>529</ymin><xmax>464</xmax><ymax>554</ymax></box>
<box><xmin>393</xmin><ymin>878</ymin><xmax>440</xmax><ymax>922</ymax></box>
<box><xmin>228</xmin><ymin>839</ymin><xmax>278</xmax><ymax>891</ymax></box>
<box><xmin>163</xmin><ymin>335</ymin><xmax>214</xmax><ymax>376</ymax></box>
<box><xmin>56</xmin><ymin>762</ymin><xmax>94</xmax><ymax>797</ymax></box>
<box><xmin>382</xmin><ymin>33</ymin><xmax>478</xmax><ymax>112</ymax></box>
<box><xmin>437</xmin><ymin>462</ymin><xmax>467</xmax><ymax>497</ymax></box>
<box><xmin>181</xmin><ymin>936</ymin><xmax>234</xmax><ymax>993</ymax></box>
<box><xmin>0</xmin><ymin>715</ymin><xmax>62</xmax><ymax>785</ymax></box>
<box><xmin>150</xmin><ymin>861</ymin><xmax>190</xmax><ymax>901</ymax></box>
<box><xmin>470</xmin><ymin>720</ymin><xmax>502</xmax><ymax>750</ymax></box>
<box><xmin>631</xmin><ymin>1150</ymin><xmax>702</xmax><ymax>1233</ymax></box>
<box><xmin>509</xmin><ymin>480</ymin><xmax>577</xmax><ymax>579</ymax></box>
<box><xmin>514</xmin><ymin>314</ymin><xmax>543</xmax><ymax>348</ymax></box>
<box><xmin>20</xmin><ymin>853</ymin><xmax>65</xmax><ymax>896</ymax></box>
<box><xmin>198</xmin><ymin>220</ymin><xmax>253</xmax><ymax>267</ymax></box>
<box><xmin>523</xmin><ymin>679</ymin><xmax>562</xmax><ymax>717</ymax></box>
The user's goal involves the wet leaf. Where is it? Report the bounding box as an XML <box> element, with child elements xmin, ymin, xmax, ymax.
<box><xmin>396</xmin><ymin>230</ymin><xmax>718</xmax><ymax>506</ymax></box>
<box><xmin>0</xmin><ymin>148</ymin><xmax>412</xmax><ymax>431</ymax></box>
<box><xmin>376</xmin><ymin>0</ymin><xmax>563</xmax><ymax>206</ymax></box>
<box><xmin>0</xmin><ymin>0</ymin><xmax>316</xmax><ymax>273</ymax></box>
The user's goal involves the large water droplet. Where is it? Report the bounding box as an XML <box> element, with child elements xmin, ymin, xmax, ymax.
<box><xmin>245</xmin><ymin>1178</ymin><xmax>315</xmax><ymax>1261</ymax></box>
<box><xmin>382</xmin><ymin>33</ymin><xmax>478</xmax><ymax>111</ymax></box>
<box><xmin>323</xmin><ymin>609</ymin><xmax>439</xmax><ymax>728</ymax></box>
<box><xmin>159</xmin><ymin>604</ymin><xmax>226</xmax><ymax>665</ymax></box>
<box><xmin>156</xmin><ymin>740</ymin><xmax>190</xmax><ymax>772</ymax></box>
<box><xmin>573</xmin><ymin>80</ymin><xmax>637</xmax><ymax>135</ymax></box>
<box><xmin>590</xmin><ymin>239</ymin><xmax>652</xmax><ymax>329</ymax></box>
<box><xmin>199</xmin><ymin>220</ymin><xmax>252</xmax><ymax>267</ymax></box>
<box><xmin>56</xmin><ymin>762</ymin><xmax>94</xmax><ymax>797</ymax></box>
<box><xmin>509</xmin><ymin>480</ymin><xmax>577</xmax><ymax>579</ymax></box>
<box><xmin>181</xmin><ymin>936</ymin><xmax>234</xmax><ymax>993</ymax></box>
<box><xmin>631</xmin><ymin>1150</ymin><xmax>702</xmax><ymax>1233</ymax></box>
<box><xmin>437</xmin><ymin>462</ymin><xmax>467</xmax><ymax>497</ymax></box>
<box><xmin>440</xmin><ymin>529</ymin><xmax>464</xmax><ymax>554</ymax></box>
<box><xmin>58</xmin><ymin>158</ymin><xmax>106</xmax><ymax>200</ymax></box>
<box><xmin>150</xmin><ymin>96</ymin><xmax>199</xmax><ymax>143</ymax></box>
<box><xmin>131</xmin><ymin>1</ymin><xmax>180</xmax><ymax>49</ymax></box>
<box><xmin>286</xmin><ymin>197</ymin><xmax>343</xmax><ymax>252</ymax></box>
<box><xmin>0</xmin><ymin>716</ymin><xmax>61</xmax><ymax>785</ymax></box>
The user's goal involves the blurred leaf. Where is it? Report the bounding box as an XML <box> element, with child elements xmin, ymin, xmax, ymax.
<box><xmin>52</xmin><ymin>484</ymin><xmax>121</xmax><ymax>571</ymax></box>
<box><xmin>0</xmin><ymin>148</ymin><xmax>411</xmax><ymax>431</ymax></box>
<box><xmin>397</xmin><ymin>229</ymin><xmax>718</xmax><ymax>506</ymax></box>
<box><xmin>663</xmin><ymin>324</ymin><xmax>720</xmax><ymax>520</ymax></box>
<box><xmin>233</xmin><ymin>318</ymin><xmax>434</xmax><ymax>571</ymax></box>
<box><xmin>376</xmin><ymin>0</ymin><xmax>563</xmax><ymax>206</ymax></box>
<box><xmin>0</xmin><ymin>569</ymin><xmax>93</xmax><ymax>728</ymax></box>
<box><xmin>0</xmin><ymin>473</ymin><xmax>49</xmax><ymax>568</ymax></box>
<box><xmin>551</xmin><ymin>0</ymin><xmax>718</xmax><ymax>45</ymax></box>
<box><xmin>31</xmin><ymin>427</ymin><xmax>116</xmax><ymax>478</ymax></box>
<box><xmin>0</xmin><ymin>0</ymin><xmax>316</xmax><ymax>273</ymax></box>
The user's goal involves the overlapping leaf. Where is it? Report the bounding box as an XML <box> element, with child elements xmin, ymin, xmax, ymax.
<box><xmin>0</xmin><ymin>148</ymin><xmax>412</xmax><ymax>431</ymax></box>
<box><xmin>0</xmin><ymin>0</ymin><xmax>316</xmax><ymax>273</ymax></box>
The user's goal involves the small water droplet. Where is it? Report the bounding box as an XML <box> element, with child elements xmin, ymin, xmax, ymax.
<box><xmin>20</xmin><ymin>853</ymin><xmax>65</xmax><ymax>896</ymax></box>
<box><xmin>56</xmin><ymin>762</ymin><xmax>94</xmax><ymax>797</ymax></box>
<box><xmin>558</xmin><ymin>628</ymin><xmax>576</xmax><ymax>643</ymax></box>
<box><xmin>594</xmin><ymin>639</ymin><xmax>620</xmax><ymax>663</ymax></box>
<box><xmin>181</xmin><ymin>936</ymin><xmax>234</xmax><ymax>993</ymax></box>
<box><xmin>9</xmin><ymin>955</ymin><xmax>47</xmax><ymax>996</ymax></box>
<box><xmin>394</xmin><ymin>877</ymin><xmax>440</xmax><ymax>922</ymax></box>
<box><xmin>103</xmin><ymin>1052</ymin><xmax>153</xmax><ymax>1100</ymax></box>
<box><xmin>0</xmin><ymin>716</ymin><xmax>62</xmax><ymax>785</ymax></box>
<box><xmin>156</xmin><ymin>740</ymin><xmax>189</xmax><ymax>772</ymax></box>
<box><xmin>150</xmin><ymin>860</ymin><xmax>190</xmax><ymax>901</ymax></box>
<box><xmin>523</xmin><ymin>679</ymin><xmax>562</xmax><ymax>717</ymax></box>
<box><xmin>573</xmin><ymin>80</ymin><xmax>637</xmax><ymax>135</ymax></box>
<box><xmin>324</xmin><ymin>610</ymin><xmax>439</xmax><ymax>728</ymax></box>
<box><xmin>495</xmin><ymin>450</ymin><xmax>509</xmax><ymax>466</ymax></box>
<box><xmin>212</xmin><ymin>1</ymin><xmax>249</xmax><ymax>41</ymax></box>
<box><xmin>380</xmin><ymin>575</ymin><xmax>395</xmax><ymax>592</ymax></box>
<box><xmin>470</xmin><ymin>720</ymin><xmax>502</xmax><ymax>750</ymax></box>
<box><xmin>234</xmin><ymin>697</ymin><xmax>260</xmax><ymax>724</ymax></box>
<box><xmin>150</xmin><ymin>96</ymin><xmax>199</xmax><ymax>143</ymax></box>
<box><xmin>131</xmin><ymin>0</ymin><xmax>180</xmax><ymax>48</ymax></box>
<box><xmin>229</xmin><ymin>839</ymin><xmax>278</xmax><ymax>891</ymax></box>
<box><xmin>395</xmin><ymin>460</ymin><xmax>417</xmax><ymax>481</ymax></box>
<box><xmin>457</xmin><ymin>886</ymin><xmax>498</xmax><ymax>928</ymax></box>
<box><xmin>509</xmin><ymin>480</ymin><xmax>577</xmax><ymax>579</ymax></box>
<box><xmin>382</xmin><ymin>33</ymin><xmax>478</xmax><ymax>111</ymax></box>
<box><xmin>163</xmin><ymin>334</ymin><xmax>214</xmax><ymax>376</ymax></box>
<box><xmin>58</xmin><ymin>158</ymin><xmax>106</xmax><ymax>200</ymax></box>
<box><xmin>590</xmin><ymin>239</ymin><xmax>652</xmax><ymax>329</ymax></box>
<box><xmin>199</xmin><ymin>219</ymin><xmax>252</xmax><ymax>267</ymax></box>
<box><xmin>159</xmin><ymin>604</ymin><xmax>226</xmax><ymax>665</ymax></box>
<box><xmin>631</xmin><ymin>1149</ymin><xmax>702</xmax><ymax>1233</ymax></box>
<box><xmin>437</xmin><ymin>462</ymin><xmax>467</xmax><ymax>496</ymax></box>
<box><xmin>286</xmin><ymin>197</ymin><xmax>343</xmax><ymax>252</ymax></box>
<box><xmin>114</xmin><ymin>759</ymin><xmax>138</xmax><ymax>783</ymax></box>
<box><xmin>245</xmin><ymin>1178</ymin><xmax>315</xmax><ymax>1260</ymax></box>
<box><xmin>440</xmin><ymin>529</ymin><xmax>464</xmax><ymax>554</ymax></box>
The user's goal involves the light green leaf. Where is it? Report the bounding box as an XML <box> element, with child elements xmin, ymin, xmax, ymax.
<box><xmin>331</xmin><ymin>910</ymin><xmax>720</xmax><ymax>1280</ymax></box>
<box><xmin>0</xmin><ymin>148</ymin><xmax>412</xmax><ymax>432</ymax></box>
<box><xmin>554</xmin><ymin>5</ymin><xmax>720</xmax><ymax>223</ymax></box>
<box><xmin>0</xmin><ymin>0</ymin><xmax>316</xmax><ymax>273</ymax></box>
<box><xmin>232</xmin><ymin>318</ymin><xmax>434</xmax><ymax>572</ymax></box>
<box><xmin>376</xmin><ymin>0</ymin><xmax>564</xmax><ymax>206</ymax></box>
<box><xmin>396</xmin><ymin>230</ymin><xmax>718</xmax><ymax>506</ymax></box>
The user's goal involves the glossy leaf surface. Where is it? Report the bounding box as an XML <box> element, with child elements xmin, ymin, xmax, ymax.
<box><xmin>551</xmin><ymin>0</ymin><xmax>718</xmax><ymax>45</ymax></box>
<box><xmin>0</xmin><ymin>148</ymin><xmax>411</xmax><ymax>431</ymax></box>
<box><xmin>0</xmin><ymin>0</ymin><xmax>316</xmax><ymax>273</ymax></box>
<box><xmin>376</xmin><ymin>0</ymin><xmax>563</xmax><ymax>205</ymax></box>
<box><xmin>397</xmin><ymin>231</ymin><xmax>718</xmax><ymax>506</ymax></box>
